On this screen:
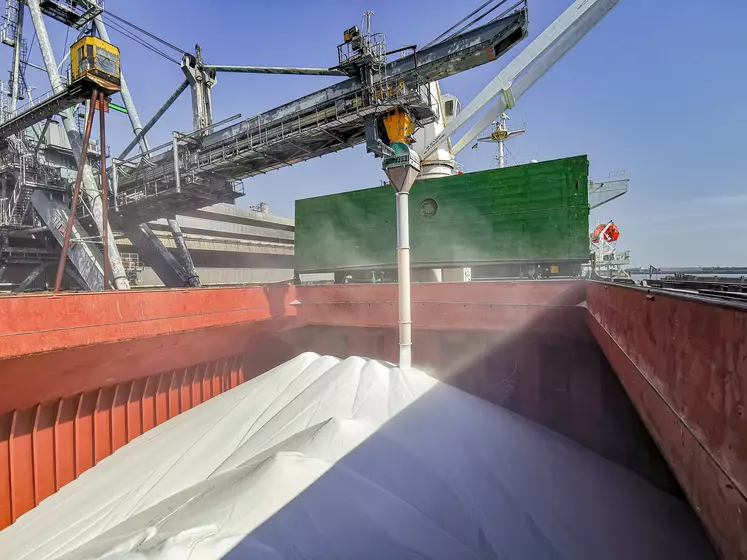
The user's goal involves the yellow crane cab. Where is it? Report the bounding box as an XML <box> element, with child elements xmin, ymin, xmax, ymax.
<box><xmin>69</xmin><ymin>36</ymin><xmax>121</xmax><ymax>96</ymax></box>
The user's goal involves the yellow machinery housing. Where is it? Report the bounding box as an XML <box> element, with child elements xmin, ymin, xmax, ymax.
<box><xmin>382</xmin><ymin>108</ymin><xmax>413</xmax><ymax>144</ymax></box>
<box><xmin>70</xmin><ymin>36</ymin><xmax>121</xmax><ymax>95</ymax></box>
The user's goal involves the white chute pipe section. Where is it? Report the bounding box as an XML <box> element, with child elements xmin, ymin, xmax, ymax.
<box><xmin>420</xmin><ymin>0</ymin><xmax>622</xmax><ymax>160</ymax></box>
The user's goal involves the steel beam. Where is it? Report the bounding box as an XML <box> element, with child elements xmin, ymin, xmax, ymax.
<box><xmin>424</xmin><ymin>0</ymin><xmax>621</xmax><ymax>158</ymax></box>
<box><xmin>93</xmin><ymin>15</ymin><xmax>149</xmax><ymax>155</ymax></box>
<box><xmin>181</xmin><ymin>45</ymin><xmax>214</xmax><ymax>133</ymax></box>
<box><xmin>121</xmin><ymin>222</ymin><xmax>191</xmax><ymax>287</ymax></box>
<box><xmin>32</xmin><ymin>184</ymin><xmax>104</xmax><ymax>290</ymax></box>
<box><xmin>118</xmin><ymin>80</ymin><xmax>189</xmax><ymax>160</ymax></box>
<box><xmin>63</xmin><ymin>265</ymin><xmax>86</xmax><ymax>289</ymax></box>
<box><xmin>167</xmin><ymin>218</ymin><xmax>200</xmax><ymax>287</ymax></box>
<box><xmin>203</xmin><ymin>64</ymin><xmax>345</xmax><ymax>77</ymax></box>
<box><xmin>26</xmin><ymin>0</ymin><xmax>130</xmax><ymax>289</ymax></box>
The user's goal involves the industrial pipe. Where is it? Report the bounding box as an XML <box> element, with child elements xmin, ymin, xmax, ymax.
<box><xmin>168</xmin><ymin>218</ymin><xmax>200</xmax><ymax>287</ymax></box>
<box><xmin>203</xmin><ymin>64</ymin><xmax>345</xmax><ymax>77</ymax></box>
<box><xmin>172</xmin><ymin>133</ymin><xmax>181</xmax><ymax>193</ymax></box>
<box><xmin>396</xmin><ymin>191</ymin><xmax>412</xmax><ymax>368</ymax></box>
<box><xmin>99</xmin><ymin>91</ymin><xmax>109</xmax><ymax>290</ymax></box>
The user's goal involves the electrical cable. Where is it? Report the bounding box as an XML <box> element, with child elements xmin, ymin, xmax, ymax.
<box><xmin>19</xmin><ymin>29</ymin><xmax>36</xmax><ymax>88</ymax></box>
<box><xmin>61</xmin><ymin>25</ymin><xmax>69</xmax><ymax>59</ymax></box>
<box><xmin>102</xmin><ymin>15</ymin><xmax>178</xmax><ymax>62</ymax></box>
<box><xmin>102</xmin><ymin>10</ymin><xmax>189</xmax><ymax>55</ymax></box>
<box><xmin>504</xmin><ymin>143</ymin><xmax>521</xmax><ymax>166</ymax></box>
<box><xmin>424</xmin><ymin>0</ymin><xmax>496</xmax><ymax>49</ymax></box>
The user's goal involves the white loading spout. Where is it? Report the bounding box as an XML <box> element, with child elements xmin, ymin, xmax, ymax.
<box><xmin>383</xmin><ymin>142</ymin><xmax>421</xmax><ymax>369</ymax></box>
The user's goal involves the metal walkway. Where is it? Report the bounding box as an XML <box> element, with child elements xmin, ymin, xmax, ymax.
<box><xmin>0</xmin><ymin>82</ymin><xmax>90</xmax><ymax>139</ymax></box>
<box><xmin>113</xmin><ymin>8</ymin><xmax>528</xmax><ymax>223</ymax></box>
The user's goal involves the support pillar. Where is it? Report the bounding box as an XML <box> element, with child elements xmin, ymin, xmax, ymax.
<box><xmin>168</xmin><ymin>218</ymin><xmax>200</xmax><ymax>287</ymax></box>
<box><xmin>27</xmin><ymin>0</ymin><xmax>130</xmax><ymax>290</ymax></box>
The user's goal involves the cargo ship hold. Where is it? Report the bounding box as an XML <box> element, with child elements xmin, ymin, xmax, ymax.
<box><xmin>0</xmin><ymin>0</ymin><xmax>744</xmax><ymax>558</ymax></box>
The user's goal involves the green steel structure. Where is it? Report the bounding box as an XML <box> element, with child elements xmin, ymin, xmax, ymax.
<box><xmin>295</xmin><ymin>155</ymin><xmax>590</xmax><ymax>275</ymax></box>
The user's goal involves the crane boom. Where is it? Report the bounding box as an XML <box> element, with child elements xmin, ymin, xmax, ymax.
<box><xmin>420</xmin><ymin>0</ymin><xmax>621</xmax><ymax>160</ymax></box>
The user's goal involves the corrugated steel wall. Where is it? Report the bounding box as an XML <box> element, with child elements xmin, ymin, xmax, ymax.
<box><xmin>295</xmin><ymin>155</ymin><xmax>590</xmax><ymax>272</ymax></box>
<box><xmin>0</xmin><ymin>354</ymin><xmax>246</xmax><ymax>527</ymax></box>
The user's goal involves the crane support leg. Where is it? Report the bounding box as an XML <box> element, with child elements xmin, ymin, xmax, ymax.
<box><xmin>168</xmin><ymin>218</ymin><xmax>200</xmax><ymax>287</ymax></box>
<box><xmin>27</xmin><ymin>0</ymin><xmax>130</xmax><ymax>289</ymax></box>
<box><xmin>122</xmin><ymin>223</ymin><xmax>193</xmax><ymax>287</ymax></box>
<box><xmin>55</xmin><ymin>89</ymin><xmax>97</xmax><ymax>293</ymax></box>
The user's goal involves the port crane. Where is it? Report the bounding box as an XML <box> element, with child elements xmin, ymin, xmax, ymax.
<box><xmin>0</xmin><ymin>0</ymin><xmax>623</xmax><ymax>297</ymax></box>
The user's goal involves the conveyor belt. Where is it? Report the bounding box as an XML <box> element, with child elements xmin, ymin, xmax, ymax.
<box><xmin>0</xmin><ymin>82</ymin><xmax>90</xmax><ymax>139</ymax></box>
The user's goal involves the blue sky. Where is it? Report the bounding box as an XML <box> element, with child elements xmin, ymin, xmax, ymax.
<box><xmin>10</xmin><ymin>0</ymin><xmax>747</xmax><ymax>267</ymax></box>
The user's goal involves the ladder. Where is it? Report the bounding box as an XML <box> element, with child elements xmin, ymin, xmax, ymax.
<box><xmin>0</xmin><ymin>0</ymin><xmax>20</xmax><ymax>47</ymax></box>
<box><xmin>3</xmin><ymin>150</ymin><xmax>34</xmax><ymax>227</ymax></box>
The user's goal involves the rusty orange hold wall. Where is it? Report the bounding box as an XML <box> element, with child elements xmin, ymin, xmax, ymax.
<box><xmin>0</xmin><ymin>355</ymin><xmax>247</xmax><ymax>526</ymax></box>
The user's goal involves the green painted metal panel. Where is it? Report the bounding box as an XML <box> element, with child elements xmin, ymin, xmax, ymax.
<box><xmin>295</xmin><ymin>155</ymin><xmax>590</xmax><ymax>273</ymax></box>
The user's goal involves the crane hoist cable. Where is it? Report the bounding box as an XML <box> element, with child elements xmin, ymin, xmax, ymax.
<box><xmin>101</xmin><ymin>15</ymin><xmax>180</xmax><ymax>64</ymax></box>
<box><xmin>443</xmin><ymin>0</ymin><xmax>524</xmax><ymax>44</ymax></box>
<box><xmin>102</xmin><ymin>10</ymin><xmax>190</xmax><ymax>56</ymax></box>
<box><xmin>423</xmin><ymin>0</ymin><xmax>513</xmax><ymax>49</ymax></box>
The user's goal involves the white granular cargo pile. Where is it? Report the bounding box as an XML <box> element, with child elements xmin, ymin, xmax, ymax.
<box><xmin>0</xmin><ymin>353</ymin><xmax>714</xmax><ymax>559</ymax></box>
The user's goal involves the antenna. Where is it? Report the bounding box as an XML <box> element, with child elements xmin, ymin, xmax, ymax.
<box><xmin>472</xmin><ymin>112</ymin><xmax>526</xmax><ymax>168</ymax></box>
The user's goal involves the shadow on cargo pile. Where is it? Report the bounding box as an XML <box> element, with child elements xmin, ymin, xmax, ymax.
<box><xmin>273</xmin><ymin>284</ymin><xmax>684</xmax><ymax>499</ymax></box>
<box><xmin>220</xmin><ymin>360</ymin><xmax>716</xmax><ymax>559</ymax></box>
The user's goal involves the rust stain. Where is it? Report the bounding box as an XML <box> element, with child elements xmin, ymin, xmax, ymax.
<box><xmin>587</xmin><ymin>282</ymin><xmax>747</xmax><ymax>559</ymax></box>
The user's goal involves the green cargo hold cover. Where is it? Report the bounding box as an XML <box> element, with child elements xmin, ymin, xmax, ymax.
<box><xmin>295</xmin><ymin>155</ymin><xmax>590</xmax><ymax>273</ymax></box>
